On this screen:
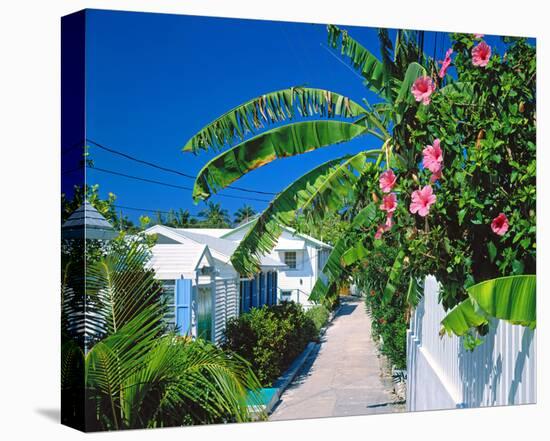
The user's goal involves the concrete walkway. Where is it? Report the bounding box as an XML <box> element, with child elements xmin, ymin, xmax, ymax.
<box><xmin>269</xmin><ymin>297</ymin><xmax>403</xmax><ymax>421</ymax></box>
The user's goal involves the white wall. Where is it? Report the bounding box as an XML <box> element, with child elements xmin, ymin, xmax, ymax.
<box><xmin>225</xmin><ymin>227</ymin><xmax>327</xmax><ymax>305</ymax></box>
<box><xmin>407</xmin><ymin>276</ymin><xmax>537</xmax><ymax>411</ymax></box>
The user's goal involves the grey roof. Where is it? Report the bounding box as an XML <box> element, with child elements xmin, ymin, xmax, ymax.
<box><xmin>62</xmin><ymin>200</ymin><xmax>118</xmax><ymax>240</ymax></box>
<box><xmin>176</xmin><ymin>229</ymin><xmax>285</xmax><ymax>268</ymax></box>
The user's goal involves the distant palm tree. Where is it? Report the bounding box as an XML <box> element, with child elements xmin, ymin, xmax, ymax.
<box><xmin>234</xmin><ymin>204</ymin><xmax>256</xmax><ymax>225</ymax></box>
<box><xmin>198</xmin><ymin>202</ymin><xmax>230</xmax><ymax>227</ymax></box>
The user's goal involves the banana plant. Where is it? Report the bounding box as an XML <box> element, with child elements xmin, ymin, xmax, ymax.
<box><xmin>184</xmin><ymin>26</ymin><xmax>437</xmax><ymax>286</ymax></box>
<box><xmin>440</xmin><ymin>275</ymin><xmax>536</xmax><ymax>338</ymax></box>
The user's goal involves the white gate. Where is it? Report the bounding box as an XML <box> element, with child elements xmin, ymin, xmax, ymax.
<box><xmin>407</xmin><ymin>276</ymin><xmax>536</xmax><ymax>411</ymax></box>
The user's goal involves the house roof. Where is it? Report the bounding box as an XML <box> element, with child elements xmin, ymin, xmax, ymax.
<box><xmin>148</xmin><ymin>242</ymin><xmax>214</xmax><ymax>280</ymax></box>
<box><xmin>145</xmin><ymin>225</ymin><xmax>285</xmax><ymax>269</ymax></box>
<box><xmin>220</xmin><ymin>218</ymin><xmax>333</xmax><ymax>249</ymax></box>
<box><xmin>179</xmin><ymin>228</ymin><xmax>232</xmax><ymax>238</ymax></box>
<box><xmin>62</xmin><ymin>200</ymin><xmax>118</xmax><ymax>240</ymax></box>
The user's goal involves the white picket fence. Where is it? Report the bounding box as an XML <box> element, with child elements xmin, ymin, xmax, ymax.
<box><xmin>407</xmin><ymin>276</ymin><xmax>536</xmax><ymax>411</ymax></box>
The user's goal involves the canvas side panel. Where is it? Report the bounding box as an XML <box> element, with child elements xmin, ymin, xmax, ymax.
<box><xmin>60</xmin><ymin>9</ymin><xmax>86</xmax><ymax>433</ymax></box>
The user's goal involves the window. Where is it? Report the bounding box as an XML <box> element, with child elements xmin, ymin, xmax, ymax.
<box><xmin>280</xmin><ymin>290</ymin><xmax>292</xmax><ymax>301</ymax></box>
<box><xmin>284</xmin><ymin>251</ymin><xmax>297</xmax><ymax>269</ymax></box>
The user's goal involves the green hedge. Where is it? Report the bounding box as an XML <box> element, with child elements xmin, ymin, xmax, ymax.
<box><xmin>306</xmin><ymin>305</ymin><xmax>330</xmax><ymax>334</ymax></box>
<box><xmin>223</xmin><ymin>302</ymin><xmax>318</xmax><ymax>386</ymax></box>
<box><xmin>354</xmin><ymin>244</ymin><xmax>408</xmax><ymax>370</ymax></box>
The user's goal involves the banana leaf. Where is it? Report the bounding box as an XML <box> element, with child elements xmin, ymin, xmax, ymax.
<box><xmin>468</xmin><ymin>275</ymin><xmax>536</xmax><ymax>326</ymax></box>
<box><xmin>382</xmin><ymin>250</ymin><xmax>406</xmax><ymax>304</ymax></box>
<box><xmin>327</xmin><ymin>24</ymin><xmax>391</xmax><ymax>98</ymax></box>
<box><xmin>440</xmin><ymin>298</ymin><xmax>488</xmax><ymax>337</ymax></box>
<box><xmin>183</xmin><ymin>86</ymin><xmax>367</xmax><ymax>153</ymax></box>
<box><xmin>231</xmin><ymin>150</ymin><xmax>380</xmax><ymax>276</ymax></box>
<box><xmin>440</xmin><ymin>275</ymin><xmax>536</xmax><ymax>337</ymax></box>
<box><xmin>192</xmin><ymin>120</ymin><xmax>368</xmax><ymax>202</ymax></box>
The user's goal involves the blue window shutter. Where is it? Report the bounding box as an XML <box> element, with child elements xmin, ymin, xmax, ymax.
<box><xmin>259</xmin><ymin>273</ymin><xmax>266</xmax><ymax>306</ymax></box>
<box><xmin>251</xmin><ymin>277</ymin><xmax>258</xmax><ymax>308</ymax></box>
<box><xmin>272</xmin><ymin>271</ymin><xmax>278</xmax><ymax>305</ymax></box>
<box><xmin>266</xmin><ymin>272</ymin><xmax>272</xmax><ymax>306</ymax></box>
<box><xmin>175</xmin><ymin>278</ymin><xmax>192</xmax><ymax>336</ymax></box>
<box><xmin>242</xmin><ymin>280</ymin><xmax>251</xmax><ymax>313</ymax></box>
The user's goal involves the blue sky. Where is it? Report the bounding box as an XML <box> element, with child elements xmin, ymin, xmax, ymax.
<box><xmin>80</xmin><ymin>9</ymin><xmax>507</xmax><ymax>223</ymax></box>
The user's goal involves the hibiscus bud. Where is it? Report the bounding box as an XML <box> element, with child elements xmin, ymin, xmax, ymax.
<box><xmin>475</xmin><ymin>129</ymin><xmax>485</xmax><ymax>149</ymax></box>
<box><xmin>403</xmin><ymin>256</ymin><xmax>410</xmax><ymax>265</ymax></box>
<box><xmin>412</xmin><ymin>173</ymin><xmax>419</xmax><ymax>184</ymax></box>
<box><xmin>519</xmin><ymin>102</ymin><xmax>525</xmax><ymax>113</ymax></box>
<box><xmin>372</xmin><ymin>192</ymin><xmax>379</xmax><ymax>203</ymax></box>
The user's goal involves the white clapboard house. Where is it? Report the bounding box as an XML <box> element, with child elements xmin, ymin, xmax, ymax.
<box><xmin>144</xmin><ymin>220</ymin><xmax>332</xmax><ymax>345</ymax></box>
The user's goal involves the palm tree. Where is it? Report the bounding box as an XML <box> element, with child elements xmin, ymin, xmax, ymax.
<box><xmin>183</xmin><ymin>26</ymin><xmax>435</xmax><ymax>299</ymax></box>
<box><xmin>198</xmin><ymin>201</ymin><xmax>231</xmax><ymax>227</ymax></box>
<box><xmin>61</xmin><ymin>242</ymin><xmax>262</xmax><ymax>430</ymax></box>
<box><xmin>234</xmin><ymin>204</ymin><xmax>256</xmax><ymax>225</ymax></box>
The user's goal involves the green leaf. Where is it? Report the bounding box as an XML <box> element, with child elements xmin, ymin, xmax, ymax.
<box><xmin>192</xmin><ymin>121</ymin><xmax>369</xmax><ymax>202</ymax></box>
<box><xmin>468</xmin><ymin>275</ymin><xmax>535</xmax><ymax>325</ymax></box>
<box><xmin>230</xmin><ymin>151</ymin><xmax>380</xmax><ymax>276</ymax></box>
<box><xmin>394</xmin><ymin>62</ymin><xmax>427</xmax><ymax>108</ymax></box>
<box><xmin>382</xmin><ymin>250</ymin><xmax>406</xmax><ymax>304</ymax></box>
<box><xmin>351</xmin><ymin>203</ymin><xmax>378</xmax><ymax>228</ymax></box>
<box><xmin>309</xmin><ymin>235</ymin><xmax>353</xmax><ymax>302</ymax></box>
<box><xmin>440</xmin><ymin>298</ymin><xmax>488</xmax><ymax>337</ymax></box>
<box><xmin>487</xmin><ymin>242</ymin><xmax>497</xmax><ymax>262</ymax></box>
<box><xmin>183</xmin><ymin>86</ymin><xmax>367</xmax><ymax>153</ymax></box>
<box><xmin>341</xmin><ymin>242</ymin><xmax>370</xmax><ymax>266</ymax></box>
<box><xmin>327</xmin><ymin>24</ymin><xmax>391</xmax><ymax>97</ymax></box>
<box><xmin>441</xmin><ymin>275</ymin><xmax>536</xmax><ymax>337</ymax></box>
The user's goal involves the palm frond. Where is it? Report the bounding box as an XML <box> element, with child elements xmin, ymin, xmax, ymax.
<box><xmin>192</xmin><ymin>120</ymin><xmax>369</xmax><ymax>202</ymax></box>
<box><xmin>183</xmin><ymin>87</ymin><xmax>368</xmax><ymax>153</ymax></box>
<box><xmin>85</xmin><ymin>243</ymin><xmax>165</xmax><ymax>340</ymax></box>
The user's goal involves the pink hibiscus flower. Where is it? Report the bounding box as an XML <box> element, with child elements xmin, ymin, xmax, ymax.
<box><xmin>430</xmin><ymin>165</ymin><xmax>443</xmax><ymax>183</ymax></box>
<box><xmin>374</xmin><ymin>214</ymin><xmax>394</xmax><ymax>240</ymax></box>
<box><xmin>411</xmin><ymin>76</ymin><xmax>436</xmax><ymax>105</ymax></box>
<box><xmin>422</xmin><ymin>139</ymin><xmax>443</xmax><ymax>173</ymax></box>
<box><xmin>380</xmin><ymin>193</ymin><xmax>397</xmax><ymax>213</ymax></box>
<box><xmin>385</xmin><ymin>212</ymin><xmax>394</xmax><ymax>229</ymax></box>
<box><xmin>474</xmin><ymin>33</ymin><xmax>484</xmax><ymax>39</ymax></box>
<box><xmin>438</xmin><ymin>48</ymin><xmax>453</xmax><ymax>79</ymax></box>
<box><xmin>491</xmin><ymin>213</ymin><xmax>509</xmax><ymax>236</ymax></box>
<box><xmin>379</xmin><ymin>169</ymin><xmax>397</xmax><ymax>193</ymax></box>
<box><xmin>472</xmin><ymin>41</ymin><xmax>492</xmax><ymax>67</ymax></box>
<box><xmin>409</xmin><ymin>185</ymin><xmax>437</xmax><ymax>217</ymax></box>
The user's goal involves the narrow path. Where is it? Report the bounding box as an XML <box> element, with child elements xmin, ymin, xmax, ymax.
<box><xmin>269</xmin><ymin>297</ymin><xmax>403</xmax><ymax>420</ymax></box>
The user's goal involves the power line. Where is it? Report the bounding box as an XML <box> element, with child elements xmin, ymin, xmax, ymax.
<box><xmin>89</xmin><ymin>166</ymin><xmax>272</xmax><ymax>203</ymax></box>
<box><xmin>320</xmin><ymin>43</ymin><xmax>364</xmax><ymax>81</ymax></box>
<box><xmin>85</xmin><ymin>138</ymin><xmax>278</xmax><ymax>196</ymax></box>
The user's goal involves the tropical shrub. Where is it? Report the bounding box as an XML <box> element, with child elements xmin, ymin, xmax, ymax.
<box><xmin>374</xmin><ymin>35</ymin><xmax>536</xmax><ymax>310</ymax></box>
<box><xmin>223</xmin><ymin>302</ymin><xmax>317</xmax><ymax>386</ymax></box>
<box><xmin>354</xmin><ymin>243</ymin><xmax>408</xmax><ymax>369</ymax></box>
<box><xmin>305</xmin><ymin>304</ymin><xmax>330</xmax><ymax>334</ymax></box>
<box><xmin>184</xmin><ymin>26</ymin><xmax>536</xmax><ymax>350</ymax></box>
<box><xmin>62</xmin><ymin>243</ymin><xmax>262</xmax><ymax>430</ymax></box>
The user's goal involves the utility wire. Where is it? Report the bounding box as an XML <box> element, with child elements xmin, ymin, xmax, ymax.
<box><xmin>89</xmin><ymin>166</ymin><xmax>272</xmax><ymax>203</ymax></box>
<box><xmin>85</xmin><ymin>138</ymin><xmax>277</xmax><ymax>196</ymax></box>
<box><xmin>320</xmin><ymin>43</ymin><xmax>364</xmax><ymax>81</ymax></box>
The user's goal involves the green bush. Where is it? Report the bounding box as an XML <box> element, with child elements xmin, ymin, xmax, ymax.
<box><xmin>354</xmin><ymin>243</ymin><xmax>408</xmax><ymax>370</ymax></box>
<box><xmin>223</xmin><ymin>302</ymin><xmax>318</xmax><ymax>386</ymax></box>
<box><xmin>305</xmin><ymin>305</ymin><xmax>330</xmax><ymax>334</ymax></box>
